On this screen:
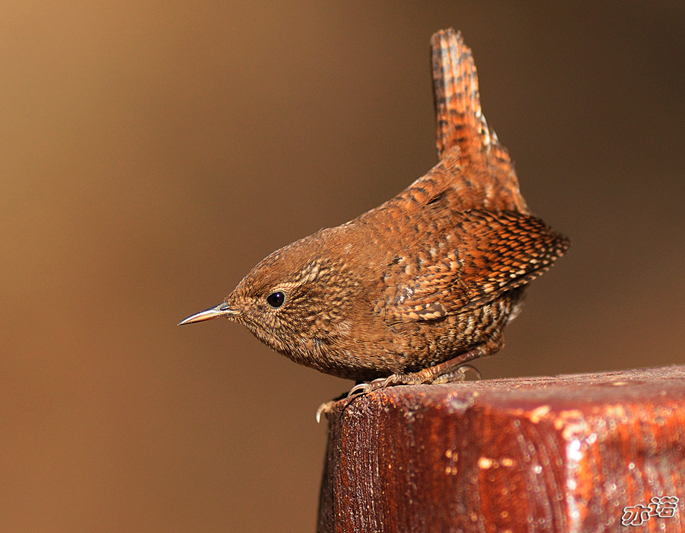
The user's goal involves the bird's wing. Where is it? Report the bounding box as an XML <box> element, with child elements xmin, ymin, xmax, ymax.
<box><xmin>382</xmin><ymin>209</ymin><xmax>569</xmax><ymax>322</ymax></box>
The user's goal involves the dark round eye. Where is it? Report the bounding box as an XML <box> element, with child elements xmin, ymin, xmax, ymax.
<box><xmin>266</xmin><ymin>291</ymin><xmax>285</xmax><ymax>308</ymax></box>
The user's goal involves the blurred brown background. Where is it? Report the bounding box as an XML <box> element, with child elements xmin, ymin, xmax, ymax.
<box><xmin>1</xmin><ymin>1</ymin><xmax>684</xmax><ymax>531</ymax></box>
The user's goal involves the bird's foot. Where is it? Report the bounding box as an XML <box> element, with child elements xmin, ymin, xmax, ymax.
<box><xmin>432</xmin><ymin>364</ymin><xmax>482</xmax><ymax>383</ymax></box>
<box><xmin>347</xmin><ymin>363</ymin><xmax>481</xmax><ymax>397</ymax></box>
<box><xmin>346</xmin><ymin>341</ymin><xmax>496</xmax><ymax>398</ymax></box>
<box><xmin>316</xmin><ymin>364</ymin><xmax>482</xmax><ymax>422</ymax></box>
<box><xmin>348</xmin><ymin>374</ymin><xmax>409</xmax><ymax>397</ymax></box>
<box><xmin>315</xmin><ymin>342</ymin><xmax>493</xmax><ymax>422</ymax></box>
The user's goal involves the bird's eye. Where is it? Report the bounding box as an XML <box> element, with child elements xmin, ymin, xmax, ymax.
<box><xmin>266</xmin><ymin>291</ymin><xmax>286</xmax><ymax>308</ymax></box>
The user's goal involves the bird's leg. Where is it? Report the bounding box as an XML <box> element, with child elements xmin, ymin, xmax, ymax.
<box><xmin>316</xmin><ymin>336</ymin><xmax>503</xmax><ymax>422</ymax></box>
<box><xmin>348</xmin><ymin>336</ymin><xmax>503</xmax><ymax>396</ymax></box>
<box><xmin>315</xmin><ymin>362</ymin><xmax>479</xmax><ymax>423</ymax></box>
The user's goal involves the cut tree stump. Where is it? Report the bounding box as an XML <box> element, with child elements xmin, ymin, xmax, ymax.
<box><xmin>318</xmin><ymin>365</ymin><xmax>685</xmax><ymax>533</ymax></box>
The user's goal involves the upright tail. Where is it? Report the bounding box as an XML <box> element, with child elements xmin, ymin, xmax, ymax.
<box><xmin>430</xmin><ymin>29</ymin><xmax>528</xmax><ymax>213</ymax></box>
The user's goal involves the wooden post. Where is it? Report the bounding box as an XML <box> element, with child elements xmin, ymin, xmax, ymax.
<box><xmin>318</xmin><ymin>366</ymin><xmax>685</xmax><ymax>533</ymax></box>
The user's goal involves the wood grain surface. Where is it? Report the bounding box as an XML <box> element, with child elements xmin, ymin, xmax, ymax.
<box><xmin>318</xmin><ymin>366</ymin><xmax>685</xmax><ymax>533</ymax></box>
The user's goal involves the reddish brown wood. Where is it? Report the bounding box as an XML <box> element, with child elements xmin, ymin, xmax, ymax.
<box><xmin>318</xmin><ymin>366</ymin><xmax>685</xmax><ymax>533</ymax></box>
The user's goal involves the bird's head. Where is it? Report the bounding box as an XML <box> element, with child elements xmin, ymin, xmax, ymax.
<box><xmin>179</xmin><ymin>230</ymin><xmax>357</xmax><ymax>365</ymax></box>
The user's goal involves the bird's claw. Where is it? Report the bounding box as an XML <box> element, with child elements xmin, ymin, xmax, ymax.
<box><xmin>317</xmin><ymin>375</ymin><xmax>404</xmax><ymax>422</ymax></box>
<box><xmin>315</xmin><ymin>400</ymin><xmax>336</xmax><ymax>423</ymax></box>
<box><xmin>348</xmin><ymin>375</ymin><xmax>397</xmax><ymax>397</ymax></box>
<box><xmin>316</xmin><ymin>377</ymin><xmax>394</xmax><ymax>422</ymax></box>
<box><xmin>433</xmin><ymin>363</ymin><xmax>482</xmax><ymax>383</ymax></box>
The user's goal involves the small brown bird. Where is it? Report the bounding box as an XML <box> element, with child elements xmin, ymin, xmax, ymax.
<box><xmin>180</xmin><ymin>29</ymin><xmax>569</xmax><ymax>395</ymax></box>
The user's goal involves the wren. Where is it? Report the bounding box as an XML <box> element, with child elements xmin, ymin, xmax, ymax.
<box><xmin>179</xmin><ymin>29</ymin><xmax>569</xmax><ymax>394</ymax></box>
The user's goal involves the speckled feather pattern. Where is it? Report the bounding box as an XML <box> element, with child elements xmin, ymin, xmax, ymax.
<box><xmin>202</xmin><ymin>29</ymin><xmax>569</xmax><ymax>381</ymax></box>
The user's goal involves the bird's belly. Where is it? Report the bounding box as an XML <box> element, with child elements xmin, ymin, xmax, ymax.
<box><xmin>299</xmin><ymin>287</ymin><xmax>526</xmax><ymax>381</ymax></box>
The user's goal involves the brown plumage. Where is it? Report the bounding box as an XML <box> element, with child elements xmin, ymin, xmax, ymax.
<box><xmin>179</xmin><ymin>29</ymin><xmax>569</xmax><ymax>389</ymax></box>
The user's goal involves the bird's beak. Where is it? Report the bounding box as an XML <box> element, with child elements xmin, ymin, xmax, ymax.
<box><xmin>178</xmin><ymin>303</ymin><xmax>238</xmax><ymax>325</ymax></box>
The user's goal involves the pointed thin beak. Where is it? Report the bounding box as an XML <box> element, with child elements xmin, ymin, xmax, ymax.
<box><xmin>178</xmin><ymin>303</ymin><xmax>238</xmax><ymax>325</ymax></box>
